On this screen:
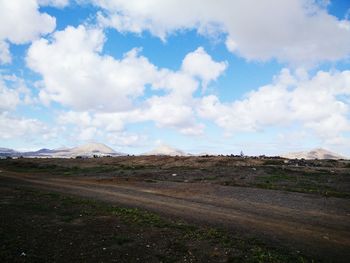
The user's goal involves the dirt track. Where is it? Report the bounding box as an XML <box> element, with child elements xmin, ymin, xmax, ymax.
<box><xmin>1</xmin><ymin>171</ymin><xmax>350</xmax><ymax>262</ymax></box>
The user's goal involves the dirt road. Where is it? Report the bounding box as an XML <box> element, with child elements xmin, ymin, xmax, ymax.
<box><xmin>1</xmin><ymin>171</ymin><xmax>350</xmax><ymax>262</ymax></box>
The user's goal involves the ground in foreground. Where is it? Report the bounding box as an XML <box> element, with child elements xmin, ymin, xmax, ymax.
<box><xmin>1</xmin><ymin>183</ymin><xmax>310</xmax><ymax>263</ymax></box>
<box><xmin>0</xmin><ymin>156</ymin><xmax>349</xmax><ymax>262</ymax></box>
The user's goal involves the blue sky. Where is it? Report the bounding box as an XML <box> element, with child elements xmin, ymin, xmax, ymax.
<box><xmin>0</xmin><ymin>0</ymin><xmax>350</xmax><ymax>156</ymax></box>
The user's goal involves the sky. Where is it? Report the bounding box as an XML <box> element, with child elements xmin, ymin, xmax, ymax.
<box><xmin>0</xmin><ymin>0</ymin><xmax>350</xmax><ymax>156</ymax></box>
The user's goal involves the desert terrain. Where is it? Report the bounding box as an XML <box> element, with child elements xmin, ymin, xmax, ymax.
<box><xmin>1</xmin><ymin>156</ymin><xmax>349</xmax><ymax>262</ymax></box>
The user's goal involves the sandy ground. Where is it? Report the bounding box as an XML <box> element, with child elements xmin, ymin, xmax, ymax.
<box><xmin>1</xmin><ymin>170</ymin><xmax>349</xmax><ymax>262</ymax></box>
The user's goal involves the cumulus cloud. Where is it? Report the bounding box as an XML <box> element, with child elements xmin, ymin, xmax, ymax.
<box><xmin>0</xmin><ymin>74</ymin><xmax>32</xmax><ymax>112</ymax></box>
<box><xmin>181</xmin><ymin>47</ymin><xmax>227</xmax><ymax>90</ymax></box>
<box><xmin>27</xmin><ymin>23</ymin><xmax>350</xmax><ymax>145</ymax></box>
<box><xmin>93</xmin><ymin>0</ymin><xmax>350</xmax><ymax>65</ymax></box>
<box><xmin>0</xmin><ymin>71</ymin><xmax>51</xmax><ymax>142</ymax></box>
<box><xmin>58</xmin><ymin>111</ymin><xmax>126</xmax><ymax>133</ymax></box>
<box><xmin>198</xmin><ymin>69</ymin><xmax>350</xmax><ymax>142</ymax></box>
<box><xmin>28</xmin><ymin>24</ymin><xmax>226</xmax><ymax>137</ymax></box>
<box><xmin>0</xmin><ymin>112</ymin><xmax>53</xmax><ymax>140</ymax></box>
<box><xmin>0</xmin><ymin>0</ymin><xmax>56</xmax><ymax>64</ymax></box>
<box><xmin>57</xmin><ymin>111</ymin><xmax>146</xmax><ymax>145</ymax></box>
<box><xmin>0</xmin><ymin>80</ymin><xmax>21</xmax><ymax>112</ymax></box>
<box><xmin>142</xmin><ymin>96</ymin><xmax>204</xmax><ymax>135</ymax></box>
<box><xmin>27</xmin><ymin>25</ymin><xmax>159</xmax><ymax>111</ymax></box>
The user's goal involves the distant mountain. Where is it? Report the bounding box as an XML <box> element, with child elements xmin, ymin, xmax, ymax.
<box><xmin>0</xmin><ymin>148</ymin><xmax>19</xmax><ymax>158</ymax></box>
<box><xmin>0</xmin><ymin>143</ymin><xmax>125</xmax><ymax>158</ymax></box>
<box><xmin>0</xmin><ymin>148</ymin><xmax>17</xmax><ymax>154</ymax></box>
<box><xmin>143</xmin><ymin>144</ymin><xmax>188</xmax><ymax>156</ymax></box>
<box><xmin>282</xmin><ymin>148</ymin><xmax>346</xmax><ymax>160</ymax></box>
<box><xmin>34</xmin><ymin>148</ymin><xmax>58</xmax><ymax>154</ymax></box>
<box><xmin>67</xmin><ymin>143</ymin><xmax>118</xmax><ymax>157</ymax></box>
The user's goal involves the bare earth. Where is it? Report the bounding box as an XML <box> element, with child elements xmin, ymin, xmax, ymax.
<box><xmin>0</xmin><ymin>156</ymin><xmax>349</xmax><ymax>262</ymax></box>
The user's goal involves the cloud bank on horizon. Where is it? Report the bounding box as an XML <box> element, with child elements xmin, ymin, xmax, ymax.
<box><xmin>0</xmin><ymin>0</ymin><xmax>350</xmax><ymax>155</ymax></box>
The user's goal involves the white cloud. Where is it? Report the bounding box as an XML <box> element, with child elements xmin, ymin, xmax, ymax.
<box><xmin>0</xmin><ymin>0</ymin><xmax>56</xmax><ymax>43</ymax></box>
<box><xmin>57</xmin><ymin>111</ymin><xmax>146</xmax><ymax>146</ymax></box>
<box><xmin>0</xmin><ymin>80</ymin><xmax>20</xmax><ymax>112</ymax></box>
<box><xmin>106</xmin><ymin>132</ymin><xmax>145</xmax><ymax>147</ymax></box>
<box><xmin>0</xmin><ymin>112</ymin><xmax>52</xmax><ymax>140</ymax></box>
<box><xmin>30</xmin><ymin>23</ymin><xmax>349</xmax><ymax>145</ymax></box>
<box><xmin>181</xmin><ymin>47</ymin><xmax>227</xmax><ymax>90</ymax></box>
<box><xmin>58</xmin><ymin>111</ymin><xmax>94</xmax><ymax>128</ymax></box>
<box><xmin>58</xmin><ymin>111</ymin><xmax>126</xmax><ymax>133</ymax></box>
<box><xmin>38</xmin><ymin>0</ymin><xmax>70</xmax><ymax>8</ymax></box>
<box><xmin>27</xmin><ymin>25</ymin><xmax>159</xmax><ymax>111</ymax></box>
<box><xmin>225</xmin><ymin>37</ymin><xmax>238</xmax><ymax>53</ymax></box>
<box><xmin>142</xmin><ymin>96</ymin><xmax>204</xmax><ymax>135</ymax></box>
<box><xmin>28</xmin><ymin>25</ymin><xmax>226</xmax><ymax>137</ymax></box>
<box><xmin>152</xmin><ymin>70</ymin><xmax>199</xmax><ymax>100</ymax></box>
<box><xmin>0</xmin><ymin>74</ymin><xmax>32</xmax><ymax>112</ymax></box>
<box><xmin>93</xmin><ymin>0</ymin><xmax>350</xmax><ymax>65</ymax></box>
<box><xmin>0</xmin><ymin>41</ymin><xmax>11</xmax><ymax>64</ymax></box>
<box><xmin>198</xmin><ymin>69</ymin><xmax>350</xmax><ymax>141</ymax></box>
<box><xmin>0</xmin><ymin>0</ymin><xmax>56</xmax><ymax>64</ymax></box>
<box><xmin>145</xmin><ymin>47</ymin><xmax>224</xmax><ymax>134</ymax></box>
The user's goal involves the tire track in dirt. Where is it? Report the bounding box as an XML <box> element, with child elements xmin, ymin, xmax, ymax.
<box><xmin>1</xmin><ymin>172</ymin><xmax>350</xmax><ymax>261</ymax></box>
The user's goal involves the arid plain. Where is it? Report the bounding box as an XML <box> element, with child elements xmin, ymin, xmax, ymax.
<box><xmin>1</xmin><ymin>156</ymin><xmax>349</xmax><ymax>262</ymax></box>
